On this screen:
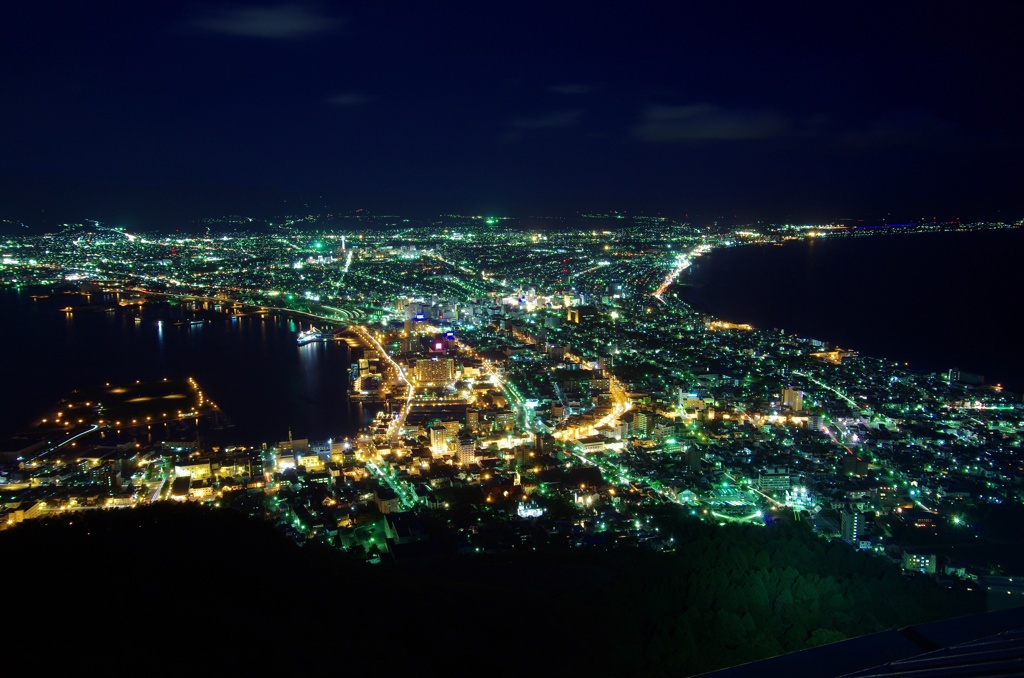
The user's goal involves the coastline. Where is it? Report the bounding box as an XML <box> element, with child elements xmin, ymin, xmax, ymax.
<box><xmin>677</xmin><ymin>227</ymin><xmax>1024</xmax><ymax>392</ymax></box>
<box><xmin>0</xmin><ymin>288</ymin><xmax>368</xmax><ymax>445</ymax></box>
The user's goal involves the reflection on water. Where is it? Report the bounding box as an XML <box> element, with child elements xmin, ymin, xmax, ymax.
<box><xmin>0</xmin><ymin>290</ymin><xmax>359</xmax><ymax>444</ymax></box>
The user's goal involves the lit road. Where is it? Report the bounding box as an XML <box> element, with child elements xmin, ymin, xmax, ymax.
<box><xmin>28</xmin><ymin>424</ymin><xmax>101</xmax><ymax>462</ymax></box>
<box><xmin>821</xmin><ymin>419</ymin><xmax>856</xmax><ymax>456</ymax></box>
<box><xmin>146</xmin><ymin>477</ymin><xmax>167</xmax><ymax>504</ymax></box>
<box><xmin>351</xmin><ymin>324</ymin><xmax>414</xmax><ymax>441</ymax></box>
<box><xmin>793</xmin><ymin>370</ymin><xmax>888</xmax><ymax>423</ymax></box>
<box><xmin>483</xmin><ymin>360</ymin><xmax>548</xmax><ymax>435</ymax></box>
<box><xmin>552</xmin><ymin>349</ymin><xmax>632</xmax><ymax>441</ymax></box>
<box><xmin>652</xmin><ymin>255</ymin><xmax>691</xmax><ymax>301</ymax></box>
<box><xmin>723</xmin><ymin>470</ymin><xmax>784</xmax><ymax>509</ymax></box>
<box><xmin>452</xmin><ymin>337</ymin><xmax>548</xmax><ymax>435</ymax></box>
<box><xmin>570</xmin><ymin>450</ymin><xmax>657</xmax><ymax>498</ymax></box>
<box><xmin>366</xmin><ymin>460</ymin><xmax>418</xmax><ymax>509</ymax></box>
<box><xmin>568</xmin><ymin>447</ymin><xmax>692</xmax><ymax>508</ymax></box>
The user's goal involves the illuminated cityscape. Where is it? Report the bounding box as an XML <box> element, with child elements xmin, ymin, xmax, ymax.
<box><xmin>4</xmin><ymin>2</ymin><xmax>1024</xmax><ymax>674</ymax></box>
<box><xmin>1</xmin><ymin>217</ymin><xmax>1021</xmax><ymax>545</ymax></box>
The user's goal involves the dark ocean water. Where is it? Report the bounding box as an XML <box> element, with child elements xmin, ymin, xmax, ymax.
<box><xmin>0</xmin><ymin>290</ymin><xmax>372</xmax><ymax>444</ymax></box>
<box><xmin>679</xmin><ymin>228</ymin><xmax>1024</xmax><ymax>393</ymax></box>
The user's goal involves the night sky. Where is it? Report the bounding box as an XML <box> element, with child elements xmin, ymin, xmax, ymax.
<box><xmin>2</xmin><ymin>2</ymin><xmax>1022</xmax><ymax>227</ymax></box>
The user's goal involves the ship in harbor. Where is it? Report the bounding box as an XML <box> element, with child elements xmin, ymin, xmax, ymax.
<box><xmin>297</xmin><ymin>326</ymin><xmax>339</xmax><ymax>346</ymax></box>
<box><xmin>297</xmin><ymin>327</ymin><xmax>320</xmax><ymax>345</ymax></box>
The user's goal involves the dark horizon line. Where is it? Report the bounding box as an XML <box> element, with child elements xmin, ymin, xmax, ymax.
<box><xmin>2</xmin><ymin>174</ymin><xmax>1021</xmax><ymax>232</ymax></box>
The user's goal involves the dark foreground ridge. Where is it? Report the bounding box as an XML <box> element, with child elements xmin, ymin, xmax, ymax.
<box><xmin>2</xmin><ymin>503</ymin><xmax>983</xmax><ymax>675</ymax></box>
<box><xmin>702</xmin><ymin>605</ymin><xmax>1024</xmax><ymax>677</ymax></box>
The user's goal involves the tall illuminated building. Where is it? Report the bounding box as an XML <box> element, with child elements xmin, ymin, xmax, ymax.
<box><xmin>841</xmin><ymin>507</ymin><xmax>862</xmax><ymax>543</ymax></box>
<box><xmin>782</xmin><ymin>387</ymin><xmax>803</xmax><ymax>411</ymax></box>
<box><xmin>415</xmin><ymin>358</ymin><xmax>454</xmax><ymax>384</ymax></box>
